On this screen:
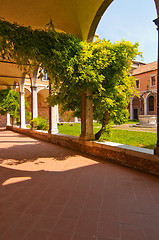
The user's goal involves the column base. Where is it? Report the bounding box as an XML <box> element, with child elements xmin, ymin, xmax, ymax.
<box><xmin>48</xmin><ymin>129</ymin><xmax>59</xmax><ymax>134</ymax></box>
<box><xmin>154</xmin><ymin>146</ymin><xmax>159</xmax><ymax>155</ymax></box>
<box><xmin>80</xmin><ymin>134</ymin><xmax>95</xmax><ymax>141</ymax></box>
<box><xmin>20</xmin><ymin>125</ymin><xmax>26</xmax><ymax>129</ymax></box>
<box><xmin>31</xmin><ymin>126</ymin><xmax>37</xmax><ymax>130</ymax></box>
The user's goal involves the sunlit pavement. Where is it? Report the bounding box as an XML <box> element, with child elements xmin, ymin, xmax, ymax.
<box><xmin>0</xmin><ymin>129</ymin><xmax>159</xmax><ymax>240</ymax></box>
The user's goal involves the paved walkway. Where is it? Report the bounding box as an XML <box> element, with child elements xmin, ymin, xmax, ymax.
<box><xmin>0</xmin><ymin>129</ymin><xmax>159</xmax><ymax>240</ymax></box>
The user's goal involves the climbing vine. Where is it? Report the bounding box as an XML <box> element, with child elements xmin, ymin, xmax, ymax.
<box><xmin>0</xmin><ymin>19</ymin><xmax>81</xmax><ymax>77</ymax></box>
<box><xmin>0</xmin><ymin>19</ymin><xmax>141</xmax><ymax>139</ymax></box>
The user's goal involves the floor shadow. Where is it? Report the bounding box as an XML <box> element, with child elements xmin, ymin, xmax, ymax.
<box><xmin>0</xmin><ymin>160</ymin><xmax>159</xmax><ymax>240</ymax></box>
<box><xmin>0</xmin><ymin>141</ymin><xmax>82</xmax><ymax>165</ymax></box>
<box><xmin>0</xmin><ymin>129</ymin><xmax>104</xmax><ymax>166</ymax></box>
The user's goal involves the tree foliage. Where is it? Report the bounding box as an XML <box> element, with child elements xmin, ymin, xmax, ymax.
<box><xmin>0</xmin><ymin>19</ymin><xmax>81</xmax><ymax>78</ymax></box>
<box><xmin>30</xmin><ymin>116</ymin><xmax>49</xmax><ymax>130</ymax></box>
<box><xmin>0</xmin><ymin>19</ymin><xmax>141</xmax><ymax>139</ymax></box>
<box><xmin>49</xmin><ymin>39</ymin><xmax>141</xmax><ymax>138</ymax></box>
<box><xmin>0</xmin><ymin>89</ymin><xmax>20</xmax><ymax>119</ymax></box>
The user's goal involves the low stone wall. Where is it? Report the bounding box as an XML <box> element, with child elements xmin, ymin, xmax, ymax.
<box><xmin>0</xmin><ymin>114</ymin><xmax>7</xmax><ymax>127</ymax></box>
<box><xmin>6</xmin><ymin>126</ymin><xmax>159</xmax><ymax>177</ymax></box>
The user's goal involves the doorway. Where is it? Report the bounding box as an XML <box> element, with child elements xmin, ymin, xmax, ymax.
<box><xmin>133</xmin><ymin>109</ymin><xmax>138</xmax><ymax>120</ymax></box>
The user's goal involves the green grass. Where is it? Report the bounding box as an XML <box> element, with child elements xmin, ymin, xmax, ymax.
<box><xmin>58</xmin><ymin>123</ymin><xmax>81</xmax><ymax>136</ymax></box>
<box><xmin>99</xmin><ymin>129</ymin><xmax>156</xmax><ymax>149</ymax></box>
<box><xmin>58</xmin><ymin>122</ymin><xmax>157</xmax><ymax>149</ymax></box>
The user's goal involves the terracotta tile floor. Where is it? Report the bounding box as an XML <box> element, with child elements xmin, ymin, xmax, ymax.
<box><xmin>0</xmin><ymin>128</ymin><xmax>159</xmax><ymax>240</ymax></box>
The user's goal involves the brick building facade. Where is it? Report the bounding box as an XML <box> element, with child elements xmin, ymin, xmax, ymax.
<box><xmin>129</xmin><ymin>61</ymin><xmax>157</xmax><ymax>120</ymax></box>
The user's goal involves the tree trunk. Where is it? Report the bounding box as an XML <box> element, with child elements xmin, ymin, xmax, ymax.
<box><xmin>95</xmin><ymin>110</ymin><xmax>110</xmax><ymax>140</ymax></box>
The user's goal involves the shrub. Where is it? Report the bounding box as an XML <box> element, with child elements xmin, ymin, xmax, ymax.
<box><xmin>30</xmin><ymin>116</ymin><xmax>49</xmax><ymax>131</ymax></box>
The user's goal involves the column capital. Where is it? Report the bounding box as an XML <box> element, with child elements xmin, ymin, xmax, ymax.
<box><xmin>31</xmin><ymin>86</ymin><xmax>37</xmax><ymax>91</ymax></box>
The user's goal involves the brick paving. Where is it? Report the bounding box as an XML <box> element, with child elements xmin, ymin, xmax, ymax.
<box><xmin>0</xmin><ymin>128</ymin><xmax>159</xmax><ymax>240</ymax></box>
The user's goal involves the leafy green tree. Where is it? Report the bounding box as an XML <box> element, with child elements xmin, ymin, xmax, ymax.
<box><xmin>0</xmin><ymin>89</ymin><xmax>20</xmax><ymax>124</ymax></box>
<box><xmin>49</xmin><ymin>39</ymin><xmax>141</xmax><ymax>139</ymax></box>
<box><xmin>0</xmin><ymin>89</ymin><xmax>31</xmax><ymax>126</ymax></box>
<box><xmin>0</xmin><ymin>19</ymin><xmax>140</xmax><ymax>139</ymax></box>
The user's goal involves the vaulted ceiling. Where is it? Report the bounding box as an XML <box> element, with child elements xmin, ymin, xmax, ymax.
<box><xmin>0</xmin><ymin>0</ymin><xmax>158</xmax><ymax>86</ymax></box>
<box><xmin>0</xmin><ymin>0</ymin><xmax>113</xmax><ymax>41</ymax></box>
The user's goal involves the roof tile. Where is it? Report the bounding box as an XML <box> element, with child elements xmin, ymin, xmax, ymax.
<box><xmin>132</xmin><ymin>61</ymin><xmax>157</xmax><ymax>75</ymax></box>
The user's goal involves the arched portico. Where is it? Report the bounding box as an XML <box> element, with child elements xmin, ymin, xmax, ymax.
<box><xmin>0</xmin><ymin>0</ymin><xmax>159</xmax><ymax>41</ymax></box>
<box><xmin>37</xmin><ymin>89</ymin><xmax>49</xmax><ymax>118</ymax></box>
<box><xmin>0</xmin><ymin>0</ymin><xmax>159</xmax><ymax>144</ymax></box>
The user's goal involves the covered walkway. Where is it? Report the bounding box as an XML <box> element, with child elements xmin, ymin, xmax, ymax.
<box><xmin>0</xmin><ymin>129</ymin><xmax>159</xmax><ymax>240</ymax></box>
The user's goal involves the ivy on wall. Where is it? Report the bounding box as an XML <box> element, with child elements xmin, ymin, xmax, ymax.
<box><xmin>0</xmin><ymin>19</ymin><xmax>141</xmax><ymax>139</ymax></box>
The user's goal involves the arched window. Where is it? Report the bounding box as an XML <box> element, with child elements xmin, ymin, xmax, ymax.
<box><xmin>148</xmin><ymin>96</ymin><xmax>154</xmax><ymax>111</ymax></box>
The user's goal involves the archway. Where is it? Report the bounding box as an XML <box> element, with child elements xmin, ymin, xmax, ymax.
<box><xmin>37</xmin><ymin>89</ymin><xmax>49</xmax><ymax>120</ymax></box>
<box><xmin>132</xmin><ymin>96</ymin><xmax>140</xmax><ymax>120</ymax></box>
<box><xmin>147</xmin><ymin>94</ymin><xmax>157</xmax><ymax>114</ymax></box>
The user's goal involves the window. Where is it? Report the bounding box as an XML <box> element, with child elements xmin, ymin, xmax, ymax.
<box><xmin>151</xmin><ymin>76</ymin><xmax>156</xmax><ymax>86</ymax></box>
<box><xmin>148</xmin><ymin>96</ymin><xmax>154</xmax><ymax>111</ymax></box>
<box><xmin>42</xmin><ymin>69</ymin><xmax>48</xmax><ymax>81</ymax></box>
<box><xmin>135</xmin><ymin>79</ymin><xmax>139</xmax><ymax>89</ymax></box>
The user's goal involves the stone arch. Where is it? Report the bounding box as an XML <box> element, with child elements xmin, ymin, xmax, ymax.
<box><xmin>88</xmin><ymin>0</ymin><xmax>158</xmax><ymax>41</ymax></box>
<box><xmin>24</xmin><ymin>86</ymin><xmax>31</xmax><ymax>93</ymax></box>
<box><xmin>87</xmin><ymin>0</ymin><xmax>114</xmax><ymax>41</ymax></box>
<box><xmin>132</xmin><ymin>95</ymin><xmax>140</xmax><ymax>120</ymax></box>
<box><xmin>37</xmin><ymin>89</ymin><xmax>49</xmax><ymax>119</ymax></box>
<box><xmin>25</xmin><ymin>88</ymin><xmax>31</xmax><ymax>105</ymax></box>
<box><xmin>147</xmin><ymin>93</ymin><xmax>157</xmax><ymax>114</ymax></box>
<box><xmin>0</xmin><ymin>84</ymin><xmax>11</xmax><ymax>127</ymax></box>
<box><xmin>139</xmin><ymin>95</ymin><xmax>144</xmax><ymax>116</ymax></box>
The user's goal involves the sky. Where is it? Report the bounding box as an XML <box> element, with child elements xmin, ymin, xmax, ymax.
<box><xmin>96</xmin><ymin>0</ymin><xmax>158</xmax><ymax>63</ymax></box>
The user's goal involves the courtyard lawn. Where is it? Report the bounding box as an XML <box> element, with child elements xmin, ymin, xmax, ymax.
<box><xmin>58</xmin><ymin>122</ymin><xmax>157</xmax><ymax>149</ymax></box>
<box><xmin>99</xmin><ymin>129</ymin><xmax>157</xmax><ymax>149</ymax></box>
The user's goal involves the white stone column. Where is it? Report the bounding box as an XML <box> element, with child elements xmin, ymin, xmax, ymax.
<box><xmin>20</xmin><ymin>79</ymin><xmax>26</xmax><ymax>128</ymax></box>
<box><xmin>31</xmin><ymin>67</ymin><xmax>38</xmax><ymax>121</ymax></box>
<box><xmin>74</xmin><ymin>117</ymin><xmax>78</xmax><ymax>123</ymax></box>
<box><xmin>6</xmin><ymin>112</ymin><xmax>11</xmax><ymax>126</ymax></box>
<box><xmin>49</xmin><ymin>105</ymin><xmax>58</xmax><ymax>134</ymax></box>
<box><xmin>56</xmin><ymin>104</ymin><xmax>59</xmax><ymax>123</ymax></box>
<box><xmin>12</xmin><ymin>82</ymin><xmax>17</xmax><ymax>126</ymax></box>
<box><xmin>130</xmin><ymin>99</ymin><xmax>133</xmax><ymax>120</ymax></box>
<box><xmin>48</xmin><ymin>81</ymin><xmax>58</xmax><ymax>134</ymax></box>
<box><xmin>144</xmin><ymin>97</ymin><xmax>147</xmax><ymax>115</ymax></box>
<box><xmin>31</xmin><ymin>86</ymin><xmax>38</xmax><ymax>119</ymax></box>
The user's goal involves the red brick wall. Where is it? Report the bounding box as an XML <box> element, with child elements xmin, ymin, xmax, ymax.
<box><xmin>133</xmin><ymin>69</ymin><xmax>157</xmax><ymax>116</ymax></box>
<box><xmin>38</xmin><ymin>107</ymin><xmax>49</xmax><ymax>119</ymax></box>
<box><xmin>134</xmin><ymin>69</ymin><xmax>157</xmax><ymax>92</ymax></box>
<box><xmin>0</xmin><ymin>114</ymin><xmax>6</xmax><ymax>127</ymax></box>
<box><xmin>7</xmin><ymin>126</ymin><xmax>159</xmax><ymax>178</ymax></box>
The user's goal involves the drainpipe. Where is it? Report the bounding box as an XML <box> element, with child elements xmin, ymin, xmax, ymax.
<box><xmin>153</xmin><ymin>18</ymin><xmax>159</xmax><ymax>155</ymax></box>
